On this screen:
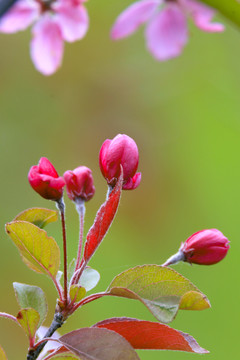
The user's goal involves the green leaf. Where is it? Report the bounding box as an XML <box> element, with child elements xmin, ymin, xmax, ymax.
<box><xmin>13</xmin><ymin>282</ymin><xmax>47</xmax><ymax>327</ymax></box>
<box><xmin>57</xmin><ymin>271</ymin><xmax>63</xmax><ymax>285</ymax></box>
<box><xmin>69</xmin><ymin>285</ymin><xmax>86</xmax><ymax>303</ymax></box>
<box><xmin>68</xmin><ymin>259</ymin><xmax>76</xmax><ymax>286</ymax></box>
<box><xmin>201</xmin><ymin>0</ymin><xmax>240</xmax><ymax>27</ymax></box>
<box><xmin>17</xmin><ymin>308</ymin><xmax>40</xmax><ymax>342</ymax></box>
<box><xmin>6</xmin><ymin>221</ymin><xmax>60</xmax><ymax>279</ymax></box>
<box><xmin>14</xmin><ymin>208</ymin><xmax>58</xmax><ymax>228</ymax></box>
<box><xmin>80</xmin><ymin>268</ymin><xmax>100</xmax><ymax>292</ymax></box>
<box><xmin>107</xmin><ymin>265</ymin><xmax>210</xmax><ymax>323</ymax></box>
<box><xmin>0</xmin><ymin>345</ymin><xmax>7</xmax><ymax>360</ymax></box>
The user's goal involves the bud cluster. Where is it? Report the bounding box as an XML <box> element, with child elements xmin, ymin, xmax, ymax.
<box><xmin>28</xmin><ymin>134</ymin><xmax>141</xmax><ymax>203</ymax></box>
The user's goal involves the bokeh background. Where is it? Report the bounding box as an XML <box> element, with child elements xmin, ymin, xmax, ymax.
<box><xmin>0</xmin><ymin>1</ymin><xmax>239</xmax><ymax>359</ymax></box>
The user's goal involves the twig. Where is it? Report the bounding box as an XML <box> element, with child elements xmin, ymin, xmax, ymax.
<box><xmin>26</xmin><ymin>313</ymin><xmax>64</xmax><ymax>360</ymax></box>
<box><xmin>0</xmin><ymin>0</ymin><xmax>18</xmax><ymax>18</ymax></box>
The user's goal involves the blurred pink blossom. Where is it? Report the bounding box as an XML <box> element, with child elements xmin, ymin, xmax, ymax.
<box><xmin>111</xmin><ymin>0</ymin><xmax>224</xmax><ymax>61</ymax></box>
<box><xmin>0</xmin><ymin>0</ymin><xmax>89</xmax><ymax>75</ymax></box>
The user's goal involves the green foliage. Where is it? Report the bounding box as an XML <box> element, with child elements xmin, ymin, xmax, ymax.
<box><xmin>6</xmin><ymin>221</ymin><xmax>60</xmax><ymax>279</ymax></box>
<box><xmin>69</xmin><ymin>285</ymin><xmax>86</xmax><ymax>303</ymax></box>
<box><xmin>68</xmin><ymin>261</ymin><xmax>100</xmax><ymax>292</ymax></box>
<box><xmin>108</xmin><ymin>265</ymin><xmax>210</xmax><ymax>323</ymax></box>
<box><xmin>201</xmin><ymin>0</ymin><xmax>240</xmax><ymax>27</ymax></box>
<box><xmin>17</xmin><ymin>308</ymin><xmax>40</xmax><ymax>342</ymax></box>
<box><xmin>67</xmin><ymin>259</ymin><xmax>76</xmax><ymax>286</ymax></box>
<box><xmin>79</xmin><ymin>268</ymin><xmax>100</xmax><ymax>292</ymax></box>
<box><xmin>0</xmin><ymin>345</ymin><xmax>7</xmax><ymax>360</ymax></box>
<box><xmin>14</xmin><ymin>208</ymin><xmax>58</xmax><ymax>228</ymax></box>
<box><xmin>13</xmin><ymin>282</ymin><xmax>47</xmax><ymax>327</ymax></box>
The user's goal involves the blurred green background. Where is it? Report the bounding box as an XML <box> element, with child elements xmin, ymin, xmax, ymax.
<box><xmin>0</xmin><ymin>1</ymin><xmax>239</xmax><ymax>359</ymax></box>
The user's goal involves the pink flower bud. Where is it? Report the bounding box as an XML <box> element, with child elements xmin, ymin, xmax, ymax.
<box><xmin>99</xmin><ymin>134</ymin><xmax>141</xmax><ymax>190</ymax></box>
<box><xmin>163</xmin><ymin>229</ymin><xmax>230</xmax><ymax>267</ymax></box>
<box><xmin>180</xmin><ymin>229</ymin><xmax>230</xmax><ymax>265</ymax></box>
<box><xmin>28</xmin><ymin>157</ymin><xmax>65</xmax><ymax>201</ymax></box>
<box><xmin>63</xmin><ymin>166</ymin><xmax>95</xmax><ymax>202</ymax></box>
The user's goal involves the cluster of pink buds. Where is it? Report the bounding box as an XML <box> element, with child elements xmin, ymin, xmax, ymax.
<box><xmin>1</xmin><ymin>133</ymin><xmax>230</xmax><ymax>360</ymax></box>
<box><xmin>28</xmin><ymin>134</ymin><xmax>142</xmax><ymax>204</ymax></box>
<box><xmin>28</xmin><ymin>133</ymin><xmax>229</xmax><ymax>269</ymax></box>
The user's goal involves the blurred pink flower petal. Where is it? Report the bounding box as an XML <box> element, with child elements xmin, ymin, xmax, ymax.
<box><xmin>0</xmin><ymin>0</ymin><xmax>89</xmax><ymax>75</ymax></box>
<box><xmin>30</xmin><ymin>15</ymin><xmax>64</xmax><ymax>76</ymax></box>
<box><xmin>145</xmin><ymin>4</ymin><xmax>188</xmax><ymax>61</ymax></box>
<box><xmin>54</xmin><ymin>0</ymin><xmax>89</xmax><ymax>42</ymax></box>
<box><xmin>0</xmin><ymin>0</ymin><xmax>39</xmax><ymax>33</ymax></box>
<box><xmin>111</xmin><ymin>0</ymin><xmax>161</xmax><ymax>39</ymax></box>
<box><xmin>111</xmin><ymin>0</ymin><xmax>224</xmax><ymax>61</ymax></box>
<box><xmin>180</xmin><ymin>0</ymin><xmax>225</xmax><ymax>32</ymax></box>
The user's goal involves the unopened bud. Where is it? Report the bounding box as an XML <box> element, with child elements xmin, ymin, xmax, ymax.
<box><xmin>99</xmin><ymin>134</ymin><xmax>141</xmax><ymax>190</ymax></box>
<box><xmin>163</xmin><ymin>229</ymin><xmax>230</xmax><ymax>266</ymax></box>
<box><xmin>28</xmin><ymin>157</ymin><xmax>65</xmax><ymax>201</ymax></box>
<box><xmin>63</xmin><ymin>166</ymin><xmax>95</xmax><ymax>202</ymax></box>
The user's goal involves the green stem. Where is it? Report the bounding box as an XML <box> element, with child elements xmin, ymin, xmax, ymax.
<box><xmin>75</xmin><ymin>199</ymin><xmax>86</xmax><ymax>271</ymax></box>
<box><xmin>57</xmin><ymin>199</ymin><xmax>68</xmax><ymax>306</ymax></box>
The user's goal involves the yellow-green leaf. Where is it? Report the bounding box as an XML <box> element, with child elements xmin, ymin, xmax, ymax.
<box><xmin>0</xmin><ymin>345</ymin><xmax>7</xmax><ymax>360</ymax></box>
<box><xmin>201</xmin><ymin>0</ymin><xmax>240</xmax><ymax>28</ymax></box>
<box><xmin>108</xmin><ymin>265</ymin><xmax>210</xmax><ymax>323</ymax></box>
<box><xmin>14</xmin><ymin>208</ymin><xmax>58</xmax><ymax>228</ymax></box>
<box><xmin>6</xmin><ymin>221</ymin><xmax>60</xmax><ymax>279</ymax></box>
<box><xmin>69</xmin><ymin>285</ymin><xmax>86</xmax><ymax>303</ymax></box>
<box><xmin>17</xmin><ymin>308</ymin><xmax>40</xmax><ymax>342</ymax></box>
<box><xmin>13</xmin><ymin>282</ymin><xmax>47</xmax><ymax>327</ymax></box>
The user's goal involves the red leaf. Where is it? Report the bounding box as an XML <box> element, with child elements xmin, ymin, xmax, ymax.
<box><xmin>83</xmin><ymin>168</ymin><xmax>123</xmax><ymax>264</ymax></box>
<box><xmin>93</xmin><ymin>317</ymin><xmax>208</xmax><ymax>353</ymax></box>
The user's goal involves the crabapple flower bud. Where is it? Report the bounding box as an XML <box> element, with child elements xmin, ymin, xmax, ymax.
<box><xmin>63</xmin><ymin>166</ymin><xmax>95</xmax><ymax>202</ymax></box>
<box><xmin>162</xmin><ymin>229</ymin><xmax>230</xmax><ymax>266</ymax></box>
<box><xmin>28</xmin><ymin>157</ymin><xmax>65</xmax><ymax>201</ymax></box>
<box><xmin>99</xmin><ymin>134</ymin><xmax>141</xmax><ymax>190</ymax></box>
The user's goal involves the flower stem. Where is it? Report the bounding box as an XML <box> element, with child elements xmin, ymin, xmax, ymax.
<box><xmin>75</xmin><ymin>199</ymin><xmax>86</xmax><ymax>271</ymax></box>
<box><xmin>57</xmin><ymin>198</ymin><xmax>68</xmax><ymax>306</ymax></box>
<box><xmin>162</xmin><ymin>250</ymin><xmax>185</xmax><ymax>267</ymax></box>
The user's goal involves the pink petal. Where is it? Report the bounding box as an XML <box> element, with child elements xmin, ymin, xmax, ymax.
<box><xmin>123</xmin><ymin>172</ymin><xmax>141</xmax><ymax>190</ymax></box>
<box><xmin>111</xmin><ymin>0</ymin><xmax>161</xmax><ymax>40</ymax></box>
<box><xmin>0</xmin><ymin>0</ymin><xmax>39</xmax><ymax>33</ymax></box>
<box><xmin>145</xmin><ymin>4</ymin><xmax>188</xmax><ymax>61</ymax></box>
<box><xmin>30</xmin><ymin>15</ymin><xmax>64</xmax><ymax>76</ymax></box>
<box><xmin>180</xmin><ymin>0</ymin><xmax>224</xmax><ymax>32</ymax></box>
<box><xmin>53</xmin><ymin>0</ymin><xmax>89</xmax><ymax>42</ymax></box>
